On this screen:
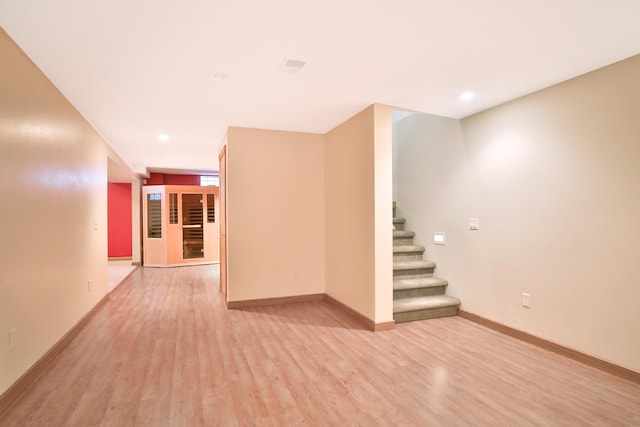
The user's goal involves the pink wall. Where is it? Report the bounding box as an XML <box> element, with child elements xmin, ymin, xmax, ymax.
<box><xmin>108</xmin><ymin>183</ymin><xmax>132</xmax><ymax>257</ymax></box>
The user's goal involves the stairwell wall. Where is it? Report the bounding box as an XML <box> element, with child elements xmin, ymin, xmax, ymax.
<box><xmin>459</xmin><ymin>55</ymin><xmax>640</xmax><ymax>373</ymax></box>
<box><xmin>392</xmin><ymin>113</ymin><xmax>471</xmax><ymax>301</ymax></box>
<box><xmin>393</xmin><ymin>54</ymin><xmax>640</xmax><ymax>373</ymax></box>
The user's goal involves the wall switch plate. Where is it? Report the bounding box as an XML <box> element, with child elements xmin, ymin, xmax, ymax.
<box><xmin>9</xmin><ymin>328</ymin><xmax>16</xmax><ymax>351</ymax></box>
<box><xmin>469</xmin><ymin>218</ymin><xmax>479</xmax><ymax>230</ymax></box>
<box><xmin>88</xmin><ymin>279</ymin><xmax>92</xmax><ymax>291</ymax></box>
<box><xmin>522</xmin><ymin>292</ymin><xmax>531</xmax><ymax>308</ymax></box>
<box><xmin>93</xmin><ymin>219</ymin><xmax>99</xmax><ymax>230</ymax></box>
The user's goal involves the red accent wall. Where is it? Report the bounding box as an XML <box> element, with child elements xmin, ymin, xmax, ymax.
<box><xmin>145</xmin><ymin>173</ymin><xmax>164</xmax><ymax>185</ymax></box>
<box><xmin>165</xmin><ymin>174</ymin><xmax>201</xmax><ymax>185</ymax></box>
<box><xmin>108</xmin><ymin>183</ymin><xmax>132</xmax><ymax>257</ymax></box>
<box><xmin>145</xmin><ymin>172</ymin><xmax>202</xmax><ymax>186</ymax></box>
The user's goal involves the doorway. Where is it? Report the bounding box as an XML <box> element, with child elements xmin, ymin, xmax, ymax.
<box><xmin>182</xmin><ymin>193</ymin><xmax>204</xmax><ymax>259</ymax></box>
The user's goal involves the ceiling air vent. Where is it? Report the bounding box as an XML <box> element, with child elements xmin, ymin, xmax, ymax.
<box><xmin>280</xmin><ymin>58</ymin><xmax>306</xmax><ymax>75</ymax></box>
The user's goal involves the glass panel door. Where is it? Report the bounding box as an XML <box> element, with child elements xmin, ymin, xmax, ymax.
<box><xmin>182</xmin><ymin>193</ymin><xmax>204</xmax><ymax>259</ymax></box>
<box><xmin>147</xmin><ymin>193</ymin><xmax>162</xmax><ymax>238</ymax></box>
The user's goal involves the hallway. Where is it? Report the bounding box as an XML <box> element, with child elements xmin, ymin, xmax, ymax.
<box><xmin>2</xmin><ymin>265</ymin><xmax>639</xmax><ymax>426</ymax></box>
<box><xmin>107</xmin><ymin>260</ymin><xmax>138</xmax><ymax>293</ymax></box>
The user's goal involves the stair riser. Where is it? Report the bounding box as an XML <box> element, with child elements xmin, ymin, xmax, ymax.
<box><xmin>393</xmin><ymin>268</ymin><xmax>435</xmax><ymax>279</ymax></box>
<box><xmin>394</xmin><ymin>306</ymin><xmax>459</xmax><ymax>323</ymax></box>
<box><xmin>394</xmin><ymin>286</ymin><xmax>447</xmax><ymax>299</ymax></box>
<box><xmin>393</xmin><ymin>253</ymin><xmax>423</xmax><ymax>262</ymax></box>
<box><xmin>393</xmin><ymin>237</ymin><xmax>413</xmax><ymax>245</ymax></box>
<box><xmin>393</xmin><ymin>223</ymin><xmax>404</xmax><ymax>231</ymax></box>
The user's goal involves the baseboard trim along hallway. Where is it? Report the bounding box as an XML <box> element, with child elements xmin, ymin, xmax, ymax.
<box><xmin>0</xmin><ymin>294</ymin><xmax>110</xmax><ymax>418</ymax></box>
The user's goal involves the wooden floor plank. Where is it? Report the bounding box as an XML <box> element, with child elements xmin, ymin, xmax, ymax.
<box><xmin>1</xmin><ymin>264</ymin><xmax>639</xmax><ymax>426</ymax></box>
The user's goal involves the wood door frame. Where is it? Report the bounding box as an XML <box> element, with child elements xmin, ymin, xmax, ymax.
<box><xmin>218</xmin><ymin>145</ymin><xmax>227</xmax><ymax>298</ymax></box>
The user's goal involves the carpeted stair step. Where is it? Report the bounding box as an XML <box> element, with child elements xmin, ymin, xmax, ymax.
<box><xmin>393</xmin><ymin>245</ymin><xmax>425</xmax><ymax>261</ymax></box>
<box><xmin>393</xmin><ymin>260</ymin><xmax>436</xmax><ymax>278</ymax></box>
<box><xmin>394</xmin><ymin>276</ymin><xmax>448</xmax><ymax>298</ymax></box>
<box><xmin>393</xmin><ymin>230</ymin><xmax>414</xmax><ymax>245</ymax></box>
<box><xmin>393</xmin><ymin>217</ymin><xmax>406</xmax><ymax>231</ymax></box>
<box><xmin>393</xmin><ymin>295</ymin><xmax>461</xmax><ymax>323</ymax></box>
<box><xmin>390</xmin><ymin>203</ymin><xmax>462</xmax><ymax>323</ymax></box>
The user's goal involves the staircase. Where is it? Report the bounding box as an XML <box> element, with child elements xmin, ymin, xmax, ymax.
<box><xmin>393</xmin><ymin>213</ymin><xmax>461</xmax><ymax>323</ymax></box>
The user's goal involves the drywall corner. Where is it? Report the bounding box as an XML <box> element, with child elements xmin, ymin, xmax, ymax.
<box><xmin>324</xmin><ymin>105</ymin><xmax>376</xmax><ymax>321</ymax></box>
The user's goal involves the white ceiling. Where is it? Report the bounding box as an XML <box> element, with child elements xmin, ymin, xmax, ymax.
<box><xmin>2</xmin><ymin>0</ymin><xmax>639</xmax><ymax>174</ymax></box>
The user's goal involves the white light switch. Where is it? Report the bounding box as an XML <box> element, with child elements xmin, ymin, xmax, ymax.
<box><xmin>433</xmin><ymin>232</ymin><xmax>446</xmax><ymax>245</ymax></box>
<box><xmin>93</xmin><ymin>219</ymin><xmax>99</xmax><ymax>230</ymax></box>
<box><xmin>469</xmin><ymin>218</ymin><xmax>479</xmax><ymax>230</ymax></box>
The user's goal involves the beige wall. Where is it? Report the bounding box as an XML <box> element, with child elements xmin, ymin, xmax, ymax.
<box><xmin>461</xmin><ymin>55</ymin><xmax>640</xmax><ymax>372</ymax></box>
<box><xmin>325</xmin><ymin>106</ymin><xmax>377</xmax><ymax>319</ymax></box>
<box><xmin>226</xmin><ymin>127</ymin><xmax>325</xmax><ymax>301</ymax></box>
<box><xmin>0</xmin><ymin>29</ymin><xmax>120</xmax><ymax>394</ymax></box>
<box><xmin>394</xmin><ymin>55</ymin><xmax>640</xmax><ymax>372</ymax></box>
<box><xmin>226</xmin><ymin>107</ymin><xmax>393</xmax><ymax>324</ymax></box>
<box><xmin>131</xmin><ymin>178</ymin><xmax>142</xmax><ymax>264</ymax></box>
<box><xmin>373</xmin><ymin>105</ymin><xmax>394</xmax><ymax>323</ymax></box>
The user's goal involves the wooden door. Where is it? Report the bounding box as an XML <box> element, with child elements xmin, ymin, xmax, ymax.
<box><xmin>218</xmin><ymin>146</ymin><xmax>227</xmax><ymax>297</ymax></box>
<box><xmin>181</xmin><ymin>193</ymin><xmax>204</xmax><ymax>259</ymax></box>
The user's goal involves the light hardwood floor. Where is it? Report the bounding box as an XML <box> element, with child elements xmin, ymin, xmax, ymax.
<box><xmin>2</xmin><ymin>265</ymin><xmax>639</xmax><ymax>426</ymax></box>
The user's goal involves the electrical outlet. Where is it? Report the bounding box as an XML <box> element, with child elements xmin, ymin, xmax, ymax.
<box><xmin>9</xmin><ymin>328</ymin><xmax>16</xmax><ymax>351</ymax></box>
<box><xmin>292</xmin><ymin>271</ymin><xmax>298</xmax><ymax>280</ymax></box>
<box><xmin>522</xmin><ymin>293</ymin><xmax>531</xmax><ymax>308</ymax></box>
<box><xmin>469</xmin><ymin>218</ymin><xmax>479</xmax><ymax>230</ymax></box>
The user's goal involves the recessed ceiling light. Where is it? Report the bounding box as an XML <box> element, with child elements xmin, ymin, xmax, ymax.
<box><xmin>158</xmin><ymin>134</ymin><xmax>170</xmax><ymax>142</ymax></box>
<box><xmin>459</xmin><ymin>91</ymin><xmax>477</xmax><ymax>101</ymax></box>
